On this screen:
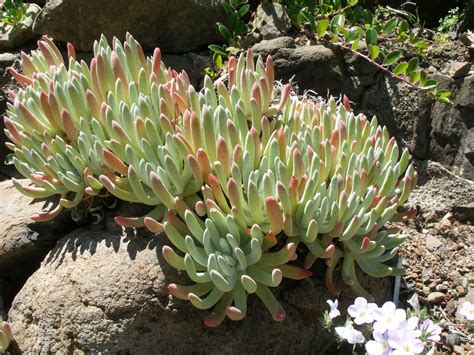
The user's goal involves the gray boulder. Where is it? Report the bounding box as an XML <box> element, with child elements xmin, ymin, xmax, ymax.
<box><xmin>253</xmin><ymin>3</ymin><xmax>292</xmax><ymax>41</ymax></box>
<box><xmin>32</xmin><ymin>0</ymin><xmax>225</xmax><ymax>52</ymax></box>
<box><xmin>0</xmin><ymin>179</ymin><xmax>74</xmax><ymax>315</ymax></box>
<box><xmin>252</xmin><ymin>37</ymin><xmax>378</xmax><ymax>100</ymax></box>
<box><xmin>360</xmin><ymin>71</ymin><xmax>474</xmax><ymax>180</ymax></box>
<box><xmin>0</xmin><ymin>4</ymin><xmax>41</xmax><ymax>51</ymax></box>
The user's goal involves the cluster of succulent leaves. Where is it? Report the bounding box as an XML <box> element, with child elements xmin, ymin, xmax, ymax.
<box><xmin>6</xmin><ymin>34</ymin><xmax>417</xmax><ymax>327</ymax></box>
<box><xmin>0</xmin><ymin>0</ymin><xmax>26</xmax><ymax>27</ymax></box>
<box><xmin>0</xmin><ymin>318</ymin><xmax>12</xmax><ymax>352</ymax></box>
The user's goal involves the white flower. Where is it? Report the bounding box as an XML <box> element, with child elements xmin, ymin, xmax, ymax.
<box><xmin>388</xmin><ymin>334</ymin><xmax>425</xmax><ymax>354</ymax></box>
<box><xmin>366</xmin><ymin>330</ymin><xmax>391</xmax><ymax>355</ymax></box>
<box><xmin>460</xmin><ymin>301</ymin><xmax>474</xmax><ymax>321</ymax></box>
<box><xmin>348</xmin><ymin>297</ymin><xmax>378</xmax><ymax>325</ymax></box>
<box><xmin>326</xmin><ymin>299</ymin><xmax>340</xmax><ymax>319</ymax></box>
<box><xmin>335</xmin><ymin>324</ymin><xmax>365</xmax><ymax>344</ymax></box>
<box><xmin>391</xmin><ymin>316</ymin><xmax>422</xmax><ymax>339</ymax></box>
<box><xmin>419</xmin><ymin>319</ymin><xmax>442</xmax><ymax>342</ymax></box>
<box><xmin>373</xmin><ymin>301</ymin><xmax>407</xmax><ymax>332</ymax></box>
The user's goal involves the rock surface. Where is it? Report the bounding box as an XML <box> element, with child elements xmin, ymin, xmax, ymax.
<box><xmin>448</xmin><ymin>62</ymin><xmax>471</xmax><ymax>79</ymax></box>
<box><xmin>253</xmin><ymin>3</ymin><xmax>291</xmax><ymax>41</ymax></box>
<box><xmin>0</xmin><ymin>179</ymin><xmax>73</xmax><ymax>311</ymax></box>
<box><xmin>409</xmin><ymin>160</ymin><xmax>474</xmax><ymax>221</ymax></box>
<box><xmin>0</xmin><ymin>4</ymin><xmax>41</xmax><ymax>51</ymax></box>
<box><xmin>32</xmin><ymin>0</ymin><xmax>225</xmax><ymax>53</ymax></box>
<box><xmin>8</xmin><ymin>212</ymin><xmax>393</xmax><ymax>353</ymax></box>
<box><xmin>252</xmin><ymin>37</ymin><xmax>379</xmax><ymax>101</ymax></box>
<box><xmin>360</xmin><ymin>72</ymin><xmax>474</xmax><ymax>180</ymax></box>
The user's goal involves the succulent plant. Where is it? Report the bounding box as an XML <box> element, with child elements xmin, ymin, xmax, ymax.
<box><xmin>5</xmin><ymin>34</ymin><xmax>192</xmax><ymax>222</ymax></box>
<box><xmin>0</xmin><ymin>318</ymin><xmax>12</xmax><ymax>352</ymax></box>
<box><xmin>6</xmin><ymin>36</ymin><xmax>418</xmax><ymax>326</ymax></box>
<box><xmin>162</xmin><ymin>199</ymin><xmax>311</xmax><ymax>327</ymax></box>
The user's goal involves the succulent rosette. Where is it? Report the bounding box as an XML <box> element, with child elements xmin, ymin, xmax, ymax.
<box><xmin>161</xmin><ymin>199</ymin><xmax>310</xmax><ymax>327</ymax></box>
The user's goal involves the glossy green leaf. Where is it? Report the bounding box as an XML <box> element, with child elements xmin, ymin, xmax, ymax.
<box><xmin>352</xmin><ymin>39</ymin><xmax>359</xmax><ymax>51</ymax></box>
<box><xmin>406</xmin><ymin>57</ymin><xmax>419</xmax><ymax>74</ymax></box>
<box><xmin>409</xmin><ymin>70</ymin><xmax>420</xmax><ymax>84</ymax></box>
<box><xmin>419</xmin><ymin>70</ymin><xmax>428</xmax><ymax>86</ymax></box>
<box><xmin>220</xmin><ymin>1</ymin><xmax>233</xmax><ymax>17</ymax></box>
<box><xmin>383</xmin><ymin>51</ymin><xmax>401</xmax><ymax>66</ymax></box>
<box><xmin>398</xmin><ymin>20</ymin><xmax>408</xmax><ymax>35</ymax></box>
<box><xmin>423</xmin><ymin>79</ymin><xmax>438</xmax><ymax>89</ymax></box>
<box><xmin>382</xmin><ymin>18</ymin><xmax>398</xmax><ymax>35</ymax></box>
<box><xmin>366</xmin><ymin>28</ymin><xmax>378</xmax><ymax>46</ymax></box>
<box><xmin>217</xmin><ymin>23</ymin><xmax>232</xmax><ymax>44</ymax></box>
<box><xmin>209</xmin><ymin>44</ymin><xmax>228</xmax><ymax>57</ymax></box>
<box><xmin>316</xmin><ymin>19</ymin><xmax>329</xmax><ymax>37</ymax></box>
<box><xmin>436</xmin><ymin>90</ymin><xmax>452</xmax><ymax>99</ymax></box>
<box><xmin>394</xmin><ymin>62</ymin><xmax>408</xmax><ymax>75</ymax></box>
<box><xmin>368</xmin><ymin>44</ymin><xmax>379</xmax><ymax>60</ymax></box>
<box><xmin>330</xmin><ymin>14</ymin><xmax>345</xmax><ymax>34</ymax></box>
<box><xmin>362</xmin><ymin>9</ymin><xmax>373</xmax><ymax>26</ymax></box>
<box><xmin>237</xmin><ymin>4</ymin><xmax>250</xmax><ymax>18</ymax></box>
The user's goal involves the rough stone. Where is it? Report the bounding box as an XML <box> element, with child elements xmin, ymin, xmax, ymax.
<box><xmin>430</xmin><ymin>74</ymin><xmax>474</xmax><ymax>179</ymax></box>
<box><xmin>448</xmin><ymin>62</ymin><xmax>472</xmax><ymax>79</ymax></box>
<box><xmin>253</xmin><ymin>3</ymin><xmax>291</xmax><ymax>40</ymax></box>
<box><xmin>0</xmin><ymin>179</ymin><xmax>74</xmax><ymax>311</ymax></box>
<box><xmin>252</xmin><ymin>40</ymin><xmax>377</xmax><ymax>101</ymax></box>
<box><xmin>8</xmin><ymin>213</ymin><xmax>393</xmax><ymax>353</ymax></box>
<box><xmin>453</xmin><ymin>74</ymin><xmax>474</xmax><ymax>109</ymax></box>
<box><xmin>251</xmin><ymin>36</ymin><xmax>295</xmax><ymax>57</ymax></box>
<box><xmin>32</xmin><ymin>0</ymin><xmax>225</xmax><ymax>53</ymax></box>
<box><xmin>0</xmin><ymin>4</ymin><xmax>41</xmax><ymax>51</ymax></box>
<box><xmin>253</xmin><ymin>41</ymin><xmax>346</xmax><ymax>95</ymax></box>
<box><xmin>425</xmin><ymin>235</ymin><xmax>442</xmax><ymax>250</ymax></box>
<box><xmin>360</xmin><ymin>73</ymin><xmax>433</xmax><ymax>159</ymax></box>
<box><xmin>427</xmin><ymin>292</ymin><xmax>445</xmax><ymax>304</ymax></box>
<box><xmin>361</xmin><ymin>71</ymin><xmax>474</xmax><ymax>180</ymax></box>
<box><xmin>459</xmin><ymin>32</ymin><xmax>474</xmax><ymax>47</ymax></box>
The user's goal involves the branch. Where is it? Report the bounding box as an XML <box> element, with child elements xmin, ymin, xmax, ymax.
<box><xmin>321</xmin><ymin>39</ymin><xmax>423</xmax><ymax>91</ymax></box>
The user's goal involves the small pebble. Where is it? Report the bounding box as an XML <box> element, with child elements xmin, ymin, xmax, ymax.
<box><xmin>427</xmin><ymin>291</ymin><xmax>445</xmax><ymax>304</ymax></box>
<box><xmin>448</xmin><ymin>62</ymin><xmax>472</xmax><ymax>79</ymax></box>
<box><xmin>422</xmin><ymin>286</ymin><xmax>430</xmax><ymax>296</ymax></box>
<box><xmin>436</xmin><ymin>284</ymin><xmax>448</xmax><ymax>292</ymax></box>
<box><xmin>425</xmin><ymin>235</ymin><xmax>442</xmax><ymax>250</ymax></box>
<box><xmin>446</xmin><ymin>333</ymin><xmax>461</xmax><ymax>347</ymax></box>
<box><xmin>456</xmin><ymin>286</ymin><xmax>466</xmax><ymax>296</ymax></box>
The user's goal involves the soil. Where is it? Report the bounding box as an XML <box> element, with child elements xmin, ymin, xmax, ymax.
<box><xmin>396</xmin><ymin>161</ymin><xmax>474</xmax><ymax>354</ymax></box>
